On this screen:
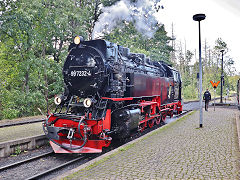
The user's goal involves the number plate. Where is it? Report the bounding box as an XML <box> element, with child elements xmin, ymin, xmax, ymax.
<box><xmin>70</xmin><ymin>70</ymin><xmax>91</xmax><ymax>77</ymax></box>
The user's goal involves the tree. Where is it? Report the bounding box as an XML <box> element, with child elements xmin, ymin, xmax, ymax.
<box><xmin>0</xmin><ymin>0</ymin><xmax>91</xmax><ymax>119</ymax></box>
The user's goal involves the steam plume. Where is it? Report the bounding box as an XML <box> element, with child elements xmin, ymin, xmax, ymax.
<box><xmin>92</xmin><ymin>0</ymin><xmax>162</xmax><ymax>39</ymax></box>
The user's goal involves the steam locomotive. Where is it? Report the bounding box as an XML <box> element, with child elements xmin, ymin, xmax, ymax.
<box><xmin>43</xmin><ymin>36</ymin><xmax>182</xmax><ymax>153</ymax></box>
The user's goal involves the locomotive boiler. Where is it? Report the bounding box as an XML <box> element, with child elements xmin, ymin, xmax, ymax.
<box><xmin>43</xmin><ymin>36</ymin><xmax>182</xmax><ymax>153</ymax></box>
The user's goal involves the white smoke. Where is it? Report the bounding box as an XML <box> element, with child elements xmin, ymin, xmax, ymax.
<box><xmin>92</xmin><ymin>0</ymin><xmax>162</xmax><ymax>39</ymax></box>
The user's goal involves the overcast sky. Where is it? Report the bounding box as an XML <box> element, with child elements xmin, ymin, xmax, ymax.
<box><xmin>158</xmin><ymin>0</ymin><xmax>240</xmax><ymax>73</ymax></box>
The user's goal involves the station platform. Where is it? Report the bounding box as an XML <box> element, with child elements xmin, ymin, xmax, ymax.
<box><xmin>0</xmin><ymin>116</ymin><xmax>44</xmax><ymax>143</ymax></box>
<box><xmin>56</xmin><ymin>106</ymin><xmax>240</xmax><ymax>179</ymax></box>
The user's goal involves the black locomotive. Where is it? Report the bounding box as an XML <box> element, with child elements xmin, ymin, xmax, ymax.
<box><xmin>43</xmin><ymin>36</ymin><xmax>182</xmax><ymax>153</ymax></box>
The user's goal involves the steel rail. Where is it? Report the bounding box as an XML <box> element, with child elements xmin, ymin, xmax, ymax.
<box><xmin>0</xmin><ymin>151</ymin><xmax>54</xmax><ymax>171</ymax></box>
<box><xmin>26</xmin><ymin>155</ymin><xmax>85</xmax><ymax>180</ymax></box>
<box><xmin>174</xmin><ymin>110</ymin><xmax>192</xmax><ymax>117</ymax></box>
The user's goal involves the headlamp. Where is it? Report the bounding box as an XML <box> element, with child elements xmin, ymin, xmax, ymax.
<box><xmin>54</xmin><ymin>96</ymin><xmax>62</xmax><ymax>105</ymax></box>
<box><xmin>83</xmin><ymin>98</ymin><xmax>92</xmax><ymax>108</ymax></box>
<box><xmin>74</xmin><ymin>36</ymin><xmax>81</xmax><ymax>45</ymax></box>
<box><xmin>74</xmin><ymin>36</ymin><xmax>83</xmax><ymax>45</ymax></box>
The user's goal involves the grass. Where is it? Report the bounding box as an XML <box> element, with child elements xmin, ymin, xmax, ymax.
<box><xmin>10</xmin><ymin>146</ymin><xmax>22</xmax><ymax>157</ymax></box>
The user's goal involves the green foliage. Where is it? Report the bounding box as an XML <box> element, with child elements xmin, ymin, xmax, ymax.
<box><xmin>12</xmin><ymin>146</ymin><xmax>22</xmax><ymax>156</ymax></box>
<box><xmin>228</xmin><ymin>75</ymin><xmax>239</xmax><ymax>91</ymax></box>
<box><xmin>179</xmin><ymin>38</ymin><xmax>237</xmax><ymax>100</ymax></box>
<box><xmin>183</xmin><ymin>85</ymin><xmax>198</xmax><ymax>100</ymax></box>
<box><xmin>0</xmin><ymin>0</ymin><xmax>86</xmax><ymax>119</ymax></box>
<box><xmin>0</xmin><ymin>56</ymin><xmax>64</xmax><ymax>119</ymax></box>
<box><xmin>214</xmin><ymin>38</ymin><xmax>228</xmax><ymax>52</ymax></box>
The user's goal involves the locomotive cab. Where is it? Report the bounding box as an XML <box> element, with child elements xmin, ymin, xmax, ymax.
<box><xmin>173</xmin><ymin>70</ymin><xmax>182</xmax><ymax>100</ymax></box>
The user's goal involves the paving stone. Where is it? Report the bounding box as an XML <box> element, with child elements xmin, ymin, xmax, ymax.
<box><xmin>63</xmin><ymin>107</ymin><xmax>240</xmax><ymax>180</ymax></box>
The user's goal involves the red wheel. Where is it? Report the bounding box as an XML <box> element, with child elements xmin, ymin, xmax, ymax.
<box><xmin>138</xmin><ymin>123</ymin><xmax>146</xmax><ymax>132</ymax></box>
<box><xmin>148</xmin><ymin>119</ymin><xmax>154</xmax><ymax>128</ymax></box>
<box><xmin>155</xmin><ymin>116</ymin><xmax>161</xmax><ymax>125</ymax></box>
<box><xmin>162</xmin><ymin>114</ymin><xmax>167</xmax><ymax>122</ymax></box>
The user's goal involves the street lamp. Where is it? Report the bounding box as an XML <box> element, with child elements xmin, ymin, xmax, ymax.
<box><xmin>193</xmin><ymin>13</ymin><xmax>206</xmax><ymax>128</ymax></box>
<box><xmin>220</xmin><ymin>49</ymin><xmax>224</xmax><ymax>103</ymax></box>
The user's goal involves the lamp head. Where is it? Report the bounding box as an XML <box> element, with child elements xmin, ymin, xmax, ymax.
<box><xmin>193</xmin><ymin>14</ymin><xmax>206</xmax><ymax>21</ymax></box>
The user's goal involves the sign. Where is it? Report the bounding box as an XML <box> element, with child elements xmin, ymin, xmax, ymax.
<box><xmin>210</xmin><ymin>80</ymin><xmax>220</xmax><ymax>89</ymax></box>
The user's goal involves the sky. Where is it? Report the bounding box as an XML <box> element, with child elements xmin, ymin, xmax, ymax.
<box><xmin>157</xmin><ymin>0</ymin><xmax>240</xmax><ymax>73</ymax></box>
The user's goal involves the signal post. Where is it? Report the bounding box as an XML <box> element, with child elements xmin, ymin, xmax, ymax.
<box><xmin>210</xmin><ymin>80</ymin><xmax>220</xmax><ymax>111</ymax></box>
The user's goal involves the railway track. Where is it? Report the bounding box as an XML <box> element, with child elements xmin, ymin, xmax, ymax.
<box><xmin>175</xmin><ymin>109</ymin><xmax>191</xmax><ymax>117</ymax></box>
<box><xmin>26</xmin><ymin>155</ymin><xmax>86</xmax><ymax>180</ymax></box>
<box><xmin>0</xmin><ymin>151</ymin><xmax>54</xmax><ymax>171</ymax></box>
<box><xmin>0</xmin><ymin>149</ymin><xmax>93</xmax><ymax>180</ymax></box>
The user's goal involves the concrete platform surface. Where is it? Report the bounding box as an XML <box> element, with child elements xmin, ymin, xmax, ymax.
<box><xmin>0</xmin><ymin>122</ymin><xmax>44</xmax><ymax>143</ymax></box>
<box><xmin>56</xmin><ymin>107</ymin><xmax>240</xmax><ymax>180</ymax></box>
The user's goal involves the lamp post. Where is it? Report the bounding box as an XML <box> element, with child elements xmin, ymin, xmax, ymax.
<box><xmin>220</xmin><ymin>49</ymin><xmax>224</xmax><ymax>103</ymax></box>
<box><xmin>193</xmin><ymin>13</ymin><xmax>206</xmax><ymax>128</ymax></box>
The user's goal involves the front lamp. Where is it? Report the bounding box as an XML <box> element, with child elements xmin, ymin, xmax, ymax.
<box><xmin>83</xmin><ymin>98</ymin><xmax>92</xmax><ymax>108</ymax></box>
<box><xmin>74</xmin><ymin>36</ymin><xmax>83</xmax><ymax>45</ymax></box>
<box><xmin>54</xmin><ymin>96</ymin><xmax>62</xmax><ymax>105</ymax></box>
